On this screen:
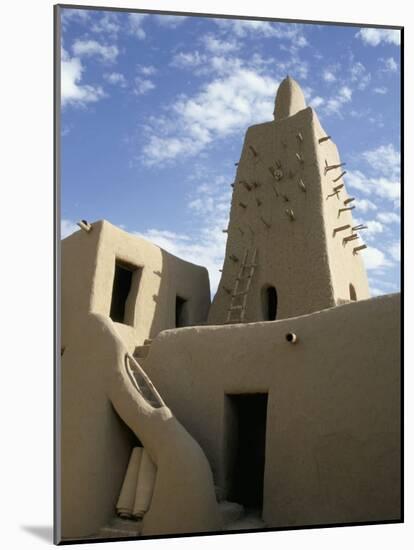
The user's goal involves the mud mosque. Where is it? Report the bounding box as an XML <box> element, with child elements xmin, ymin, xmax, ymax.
<box><xmin>59</xmin><ymin>77</ymin><xmax>400</xmax><ymax>541</ymax></box>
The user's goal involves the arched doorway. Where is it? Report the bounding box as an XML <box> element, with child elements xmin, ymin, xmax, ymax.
<box><xmin>262</xmin><ymin>285</ymin><xmax>278</xmax><ymax>320</ymax></box>
<box><xmin>349</xmin><ymin>284</ymin><xmax>357</xmax><ymax>301</ymax></box>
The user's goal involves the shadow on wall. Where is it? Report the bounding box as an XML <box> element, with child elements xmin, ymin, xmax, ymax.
<box><xmin>109</xmin><ymin>260</ymin><xmax>143</xmax><ymax>327</ymax></box>
<box><xmin>107</xmin><ymin>247</ymin><xmax>209</xmax><ymax>340</ymax></box>
<box><xmin>147</xmin><ymin>248</ymin><xmax>210</xmax><ymax>340</ymax></box>
<box><xmin>261</xmin><ymin>285</ymin><xmax>278</xmax><ymax>321</ymax></box>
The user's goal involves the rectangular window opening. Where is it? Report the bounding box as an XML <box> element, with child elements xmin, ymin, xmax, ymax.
<box><xmin>110</xmin><ymin>260</ymin><xmax>141</xmax><ymax>326</ymax></box>
<box><xmin>175</xmin><ymin>295</ymin><xmax>188</xmax><ymax>328</ymax></box>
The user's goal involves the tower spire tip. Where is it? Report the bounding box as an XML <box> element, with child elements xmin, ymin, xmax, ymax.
<box><xmin>273</xmin><ymin>76</ymin><xmax>307</xmax><ymax>120</ymax></box>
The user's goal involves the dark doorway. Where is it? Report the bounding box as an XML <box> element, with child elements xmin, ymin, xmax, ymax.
<box><xmin>175</xmin><ymin>296</ymin><xmax>188</xmax><ymax>327</ymax></box>
<box><xmin>110</xmin><ymin>260</ymin><xmax>140</xmax><ymax>325</ymax></box>
<box><xmin>226</xmin><ymin>393</ymin><xmax>268</xmax><ymax>509</ymax></box>
<box><xmin>263</xmin><ymin>285</ymin><xmax>278</xmax><ymax>320</ymax></box>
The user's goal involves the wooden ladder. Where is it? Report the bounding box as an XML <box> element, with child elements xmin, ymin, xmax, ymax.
<box><xmin>225</xmin><ymin>248</ymin><xmax>257</xmax><ymax>324</ymax></box>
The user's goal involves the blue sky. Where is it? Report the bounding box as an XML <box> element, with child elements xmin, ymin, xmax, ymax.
<box><xmin>60</xmin><ymin>8</ymin><xmax>401</xmax><ymax>296</ymax></box>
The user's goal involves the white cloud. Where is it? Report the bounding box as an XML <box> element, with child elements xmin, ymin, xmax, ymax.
<box><xmin>172</xmin><ymin>44</ymin><xmax>307</xmax><ymax>82</ymax></box>
<box><xmin>61</xmin><ymin>124</ymin><xmax>71</xmax><ymax>137</ymax></box>
<box><xmin>91</xmin><ymin>12</ymin><xmax>120</xmax><ymax>36</ymax></box>
<box><xmin>143</xmin><ymin>135</ymin><xmax>206</xmax><ymax>162</ymax></box>
<box><xmin>363</xmin><ymin>246</ymin><xmax>391</xmax><ymax>270</ymax></box>
<box><xmin>349</xmin><ymin>108</ymin><xmax>369</xmax><ymax>119</ymax></box>
<box><xmin>61</xmin><ymin>219</ymin><xmax>78</xmax><ymax>238</ymax></box>
<box><xmin>209</xmin><ymin>56</ymin><xmax>244</xmax><ymax>76</ymax></box>
<box><xmin>202</xmin><ymin>34</ymin><xmax>239</xmax><ymax>54</ymax></box>
<box><xmin>377</xmin><ymin>212</ymin><xmax>400</xmax><ymax>224</ymax></box>
<box><xmin>209</xmin><ymin>55</ymin><xmax>244</xmax><ymax>75</ymax></box>
<box><xmin>189</xmin><ymin>197</ymin><xmax>215</xmax><ymax>213</ymax></box>
<box><xmin>275</xmin><ymin>55</ymin><xmax>309</xmax><ymax>80</ymax></box>
<box><xmin>356</xmin><ymin>28</ymin><xmax>400</xmax><ymax>46</ymax></box>
<box><xmin>296</xmin><ymin>36</ymin><xmax>308</xmax><ymax>47</ymax></box>
<box><xmin>322</xmin><ymin>69</ymin><xmax>336</xmax><ymax>82</ymax></box>
<box><xmin>357</xmin><ymin>199</ymin><xmax>378</xmax><ymax>213</ymax></box>
<box><xmin>323</xmin><ymin>86</ymin><xmax>353</xmax><ymax>116</ymax></box>
<box><xmin>381</xmin><ymin>56</ymin><xmax>398</xmax><ymax>72</ymax></box>
<box><xmin>388</xmin><ymin>241</ymin><xmax>400</xmax><ymax>262</ymax></box>
<box><xmin>154</xmin><ymin>15</ymin><xmax>187</xmax><ymax>27</ymax></box>
<box><xmin>248</xmin><ymin>53</ymin><xmax>276</xmax><ymax>68</ymax></box>
<box><xmin>135</xmin><ymin>225</ymin><xmax>227</xmax><ymax>293</ymax></box>
<box><xmin>362</xmin><ymin>143</ymin><xmax>400</xmax><ymax>179</ymax></box>
<box><xmin>345</xmin><ymin>145</ymin><xmax>401</xmax><ymax>208</ymax></box>
<box><xmin>373</xmin><ymin>86</ymin><xmax>387</xmax><ymax>94</ymax></box>
<box><xmin>310</xmin><ymin>96</ymin><xmax>324</xmax><ymax>108</ymax></box>
<box><xmin>368</xmin><ymin>114</ymin><xmax>385</xmax><ymax>128</ymax></box>
<box><xmin>61</xmin><ymin>8</ymin><xmax>90</xmax><ymax>27</ymax></box>
<box><xmin>128</xmin><ymin>13</ymin><xmax>186</xmax><ymax>38</ymax></box>
<box><xmin>216</xmin><ymin>19</ymin><xmax>307</xmax><ymax>46</ymax></box>
<box><xmin>134</xmin><ymin>77</ymin><xmax>155</xmax><ymax>95</ymax></box>
<box><xmin>72</xmin><ymin>39</ymin><xmax>119</xmax><ymax>62</ymax></box>
<box><xmin>171</xmin><ymin>51</ymin><xmax>206</xmax><ymax>69</ymax></box>
<box><xmin>128</xmin><ymin>13</ymin><xmax>148</xmax><ymax>39</ymax></box>
<box><xmin>350</xmin><ymin>61</ymin><xmax>371</xmax><ymax>90</ymax></box>
<box><xmin>136</xmin><ymin>228</ymin><xmax>191</xmax><ymax>244</ymax></box>
<box><xmin>369</xmin><ymin>278</ymin><xmax>399</xmax><ymax>294</ymax></box>
<box><xmin>339</xmin><ymin>86</ymin><xmax>352</xmax><ymax>101</ymax></box>
<box><xmin>133</xmin><ymin>172</ymin><xmax>231</xmax><ymax>294</ymax></box>
<box><xmin>104</xmin><ymin>72</ymin><xmax>127</xmax><ymax>87</ymax></box>
<box><xmin>138</xmin><ymin>65</ymin><xmax>157</xmax><ymax>76</ymax></box>
<box><xmin>374</xmin><ymin>178</ymin><xmax>400</xmax><ymax>203</ymax></box>
<box><xmin>347</xmin><ymin>170</ymin><xmax>400</xmax><ymax>204</ymax></box>
<box><xmin>370</xmin><ymin>286</ymin><xmax>385</xmax><ymax>296</ymax></box>
<box><xmin>363</xmin><ymin>220</ymin><xmax>384</xmax><ymax>236</ymax></box>
<box><xmin>142</xmin><ymin>68</ymin><xmax>279</xmax><ymax>164</ymax></box>
<box><xmin>61</xmin><ymin>48</ymin><xmax>105</xmax><ymax>107</ymax></box>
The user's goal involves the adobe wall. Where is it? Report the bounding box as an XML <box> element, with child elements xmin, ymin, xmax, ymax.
<box><xmin>61</xmin><ymin>220</ymin><xmax>211</xmax><ymax>351</ymax></box>
<box><xmin>60</xmin><ymin>316</ymin><xmax>136</xmax><ymax>539</ymax></box>
<box><xmin>60</xmin><ymin>221</ymin><xmax>214</xmax><ymax>539</ymax></box>
<box><xmin>144</xmin><ymin>293</ymin><xmax>401</xmax><ymax>527</ymax></box>
<box><xmin>61</xmin><ymin>221</ymin><xmax>101</xmax><ymax>344</ymax></box>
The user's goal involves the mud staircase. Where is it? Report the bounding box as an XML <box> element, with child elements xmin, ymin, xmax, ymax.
<box><xmin>98</xmin><ymin>500</ymin><xmax>265</xmax><ymax>538</ymax></box>
<box><xmin>220</xmin><ymin>501</ymin><xmax>266</xmax><ymax>531</ymax></box>
<box><xmin>98</xmin><ymin>337</ymin><xmax>266</xmax><ymax>539</ymax></box>
<box><xmin>99</xmin><ymin>516</ymin><xmax>143</xmax><ymax>539</ymax></box>
<box><xmin>133</xmin><ymin>339</ymin><xmax>153</xmax><ymax>364</ymax></box>
<box><xmin>225</xmin><ymin>248</ymin><xmax>257</xmax><ymax>324</ymax></box>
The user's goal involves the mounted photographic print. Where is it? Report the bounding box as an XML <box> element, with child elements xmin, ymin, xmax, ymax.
<box><xmin>55</xmin><ymin>3</ymin><xmax>403</xmax><ymax>544</ymax></box>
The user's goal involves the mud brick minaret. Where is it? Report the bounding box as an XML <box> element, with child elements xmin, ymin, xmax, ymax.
<box><xmin>208</xmin><ymin>76</ymin><xmax>370</xmax><ymax>324</ymax></box>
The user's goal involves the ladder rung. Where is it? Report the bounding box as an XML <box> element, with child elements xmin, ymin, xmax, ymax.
<box><xmin>233</xmin><ymin>290</ymin><xmax>248</xmax><ymax>297</ymax></box>
<box><xmin>236</xmin><ymin>274</ymin><xmax>252</xmax><ymax>282</ymax></box>
<box><xmin>226</xmin><ymin>316</ymin><xmax>241</xmax><ymax>322</ymax></box>
<box><xmin>230</xmin><ymin>305</ymin><xmax>243</xmax><ymax>311</ymax></box>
